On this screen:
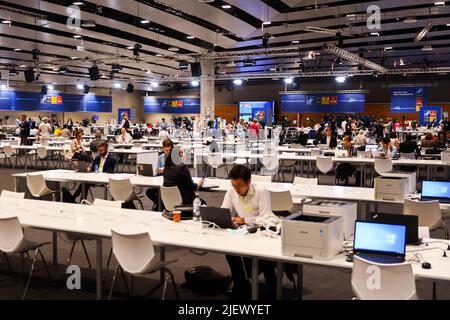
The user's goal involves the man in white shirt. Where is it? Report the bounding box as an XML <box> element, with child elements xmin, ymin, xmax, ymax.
<box><xmin>341</xmin><ymin>118</ymin><xmax>347</xmax><ymax>131</ymax></box>
<box><xmin>117</xmin><ymin>127</ymin><xmax>133</xmax><ymax>144</ymax></box>
<box><xmin>221</xmin><ymin>165</ymin><xmax>276</xmax><ymax>300</ymax></box>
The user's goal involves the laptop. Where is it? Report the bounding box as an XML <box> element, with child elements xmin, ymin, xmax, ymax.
<box><xmin>353</xmin><ymin>220</ymin><xmax>407</xmax><ymax>264</ymax></box>
<box><xmin>370</xmin><ymin>213</ymin><xmax>420</xmax><ymax>245</ymax></box>
<box><xmin>72</xmin><ymin>160</ymin><xmax>89</xmax><ymax>172</ymax></box>
<box><xmin>334</xmin><ymin>150</ymin><xmax>348</xmax><ymax>158</ymax></box>
<box><xmin>357</xmin><ymin>150</ymin><xmax>371</xmax><ymax>158</ymax></box>
<box><xmin>365</xmin><ymin>145</ymin><xmax>378</xmax><ymax>152</ymax></box>
<box><xmin>137</xmin><ymin>164</ymin><xmax>154</xmax><ymax>176</ymax></box>
<box><xmin>420</xmin><ymin>180</ymin><xmax>450</xmax><ymax>204</ymax></box>
<box><xmin>199</xmin><ymin>207</ymin><xmax>236</xmax><ymax>229</ymax></box>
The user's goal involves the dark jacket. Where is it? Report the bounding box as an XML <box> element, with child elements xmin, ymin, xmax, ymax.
<box><xmin>163</xmin><ymin>164</ymin><xmax>198</xmax><ymax>205</ymax></box>
<box><xmin>321</xmin><ymin>135</ymin><xmax>338</xmax><ymax>149</ymax></box>
<box><xmin>399</xmin><ymin>141</ymin><xmax>421</xmax><ymax>157</ymax></box>
<box><xmin>19</xmin><ymin>120</ymin><xmax>30</xmax><ymax>138</ymax></box>
<box><xmin>89</xmin><ymin>138</ymin><xmax>107</xmax><ymax>153</ymax></box>
<box><xmin>91</xmin><ymin>153</ymin><xmax>117</xmax><ymax>173</ymax></box>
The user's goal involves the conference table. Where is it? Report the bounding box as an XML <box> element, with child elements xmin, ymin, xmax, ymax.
<box><xmin>2</xmin><ymin>197</ymin><xmax>450</xmax><ymax>301</ymax></box>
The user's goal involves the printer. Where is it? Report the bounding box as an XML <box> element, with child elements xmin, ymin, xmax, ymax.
<box><xmin>281</xmin><ymin>213</ymin><xmax>344</xmax><ymax>261</ymax></box>
<box><xmin>374</xmin><ymin>176</ymin><xmax>409</xmax><ymax>202</ymax></box>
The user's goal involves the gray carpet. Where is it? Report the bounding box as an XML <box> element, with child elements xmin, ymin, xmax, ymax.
<box><xmin>0</xmin><ymin>167</ymin><xmax>448</xmax><ymax>300</ymax></box>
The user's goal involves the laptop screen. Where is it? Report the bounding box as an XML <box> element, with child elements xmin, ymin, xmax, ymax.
<box><xmin>354</xmin><ymin>221</ymin><xmax>406</xmax><ymax>255</ymax></box>
<box><xmin>365</xmin><ymin>145</ymin><xmax>378</xmax><ymax>151</ymax></box>
<box><xmin>422</xmin><ymin>181</ymin><xmax>450</xmax><ymax>199</ymax></box>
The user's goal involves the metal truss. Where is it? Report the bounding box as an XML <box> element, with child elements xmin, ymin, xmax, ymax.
<box><xmin>188</xmin><ymin>47</ymin><xmax>302</xmax><ymax>60</ymax></box>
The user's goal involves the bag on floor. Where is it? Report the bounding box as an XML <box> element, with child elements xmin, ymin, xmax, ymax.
<box><xmin>61</xmin><ymin>187</ymin><xmax>76</xmax><ymax>203</ymax></box>
<box><xmin>183</xmin><ymin>266</ymin><xmax>231</xmax><ymax>296</ymax></box>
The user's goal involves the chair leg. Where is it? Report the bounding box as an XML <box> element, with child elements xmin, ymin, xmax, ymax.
<box><xmin>80</xmin><ymin>240</ymin><xmax>92</xmax><ymax>268</ymax></box>
<box><xmin>22</xmin><ymin>249</ymin><xmax>39</xmax><ymax>300</ymax></box>
<box><xmin>66</xmin><ymin>241</ymin><xmax>77</xmax><ymax>267</ymax></box>
<box><xmin>119</xmin><ymin>265</ymin><xmax>131</xmax><ymax>296</ymax></box>
<box><xmin>161</xmin><ymin>270</ymin><xmax>169</xmax><ymax>300</ymax></box>
<box><xmin>108</xmin><ymin>264</ymin><xmax>121</xmax><ymax>300</ymax></box>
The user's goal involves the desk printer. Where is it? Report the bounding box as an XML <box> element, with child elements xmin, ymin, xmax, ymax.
<box><xmin>281</xmin><ymin>213</ymin><xmax>343</xmax><ymax>261</ymax></box>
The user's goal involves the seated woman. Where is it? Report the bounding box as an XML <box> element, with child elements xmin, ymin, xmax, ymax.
<box><xmin>163</xmin><ymin>145</ymin><xmax>205</xmax><ymax>206</ymax></box>
<box><xmin>67</xmin><ymin>130</ymin><xmax>90</xmax><ymax>162</ymax></box>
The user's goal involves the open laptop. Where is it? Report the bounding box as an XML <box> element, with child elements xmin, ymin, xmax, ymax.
<box><xmin>200</xmin><ymin>207</ymin><xmax>236</xmax><ymax>229</ymax></box>
<box><xmin>420</xmin><ymin>180</ymin><xmax>450</xmax><ymax>204</ymax></box>
<box><xmin>72</xmin><ymin>160</ymin><xmax>89</xmax><ymax>172</ymax></box>
<box><xmin>365</xmin><ymin>145</ymin><xmax>378</xmax><ymax>152</ymax></box>
<box><xmin>353</xmin><ymin>220</ymin><xmax>407</xmax><ymax>264</ymax></box>
<box><xmin>370</xmin><ymin>213</ymin><xmax>420</xmax><ymax>245</ymax></box>
<box><xmin>334</xmin><ymin>150</ymin><xmax>348</xmax><ymax>158</ymax></box>
<box><xmin>137</xmin><ymin>164</ymin><xmax>154</xmax><ymax>176</ymax></box>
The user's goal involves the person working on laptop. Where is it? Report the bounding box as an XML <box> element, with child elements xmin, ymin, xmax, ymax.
<box><xmin>336</xmin><ymin>136</ymin><xmax>359</xmax><ymax>185</ymax></box>
<box><xmin>320</xmin><ymin>126</ymin><xmax>337</xmax><ymax>149</ymax></box>
<box><xmin>399</xmin><ymin>134</ymin><xmax>421</xmax><ymax>158</ymax></box>
<box><xmin>145</xmin><ymin>139</ymin><xmax>174</xmax><ymax>210</ymax></box>
<box><xmin>117</xmin><ymin>127</ymin><xmax>133</xmax><ymax>144</ymax></box>
<box><xmin>221</xmin><ymin>165</ymin><xmax>277</xmax><ymax>300</ymax></box>
<box><xmin>380</xmin><ymin>137</ymin><xmax>398</xmax><ymax>159</ymax></box>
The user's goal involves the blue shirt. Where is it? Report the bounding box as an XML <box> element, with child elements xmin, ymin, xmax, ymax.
<box><xmin>157</xmin><ymin>153</ymin><xmax>166</xmax><ymax>169</ymax></box>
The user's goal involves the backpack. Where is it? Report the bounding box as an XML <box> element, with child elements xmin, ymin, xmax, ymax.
<box><xmin>183</xmin><ymin>266</ymin><xmax>231</xmax><ymax>296</ymax></box>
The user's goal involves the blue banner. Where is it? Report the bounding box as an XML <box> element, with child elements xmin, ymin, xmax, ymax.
<box><xmin>281</xmin><ymin>93</ymin><xmax>365</xmax><ymax>113</ymax></box>
<box><xmin>239</xmin><ymin>101</ymin><xmax>274</xmax><ymax>124</ymax></box>
<box><xmin>420</xmin><ymin>106</ymin><xmax>442</xmax><ymax>126</ymax></box>
<box><xmin>0</xmin><ymin>90</ymin><xmax>112</xmax><ymax>112</ymax></box>
<box><xmin>391</xmin><ymin>87</ymin><xmax>427</xmax><ymax>113</ymax></box>
<box><xmin>144</xmin><ymin>97</ymin><xmax>200</xmax><ymax>114</ymax></box>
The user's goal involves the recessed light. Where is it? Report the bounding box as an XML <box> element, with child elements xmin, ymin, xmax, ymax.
<box><xmin>187</xmin><ymin>36</ymin><xmax>195</xmax><ymax>39</ymax></box>
<box><xmin>262</xmin><ymin>21</ymin><xmax>271</xmax><ymax>26</ymax></box>
<box><xmin>291</xmin><ymin>40</ymin><xmax>300</xmax><ymax>44</ymax></box>
<box><xmin>73</xmin><ymin>35</ymin><xmax>82</xmax><ymax>39</ymax></box>
<box><xmin>126</xmin><ymin>46</ymin><xmax>134</xmax><ymax>49</ymax></box>
<box><xmin>370</xmin><ymin>32</ymin><xmax>380</xmax><ymax>36</ymax></box>
<box><xmin>434</xmin><ymin>1</ymin><xmax>445</xmax><ymax>6</ymax></box>
<box><xmin>168</xmin><ymin>47</ymin><xmax>179</xmax><ymax>51</ymax></box>
<box><xmin>384</xmin><ymin>46</ymin><xmax>393</xmax><ymax>50</ymax></box>
<box><xmin>140</xmin><ymin>19</ymin><xmax>150</xmax><ymax>24</ymax></box>
<box><xmin>13</xmin><ymin>48</ymin><xmax>21</xmax><ymax>51</ymax></box>
<box><xmin>221</xmin><ymin>5</ymin><xmax>231</xmax><ymax>9</ymax></box>
<box><xmin>73</xmin><ymin>2</ymin><xmax>83</xmax><ymax>5</ymax></box>
<box><xmin>1</xmin><ymin>20</ymin><xmax>11</xmax><ymax>24</ymax></box>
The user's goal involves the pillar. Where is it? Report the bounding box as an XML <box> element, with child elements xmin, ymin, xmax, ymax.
<box><xmin>200</xmin><ymin>58</ymin><xmax>215</xmax><ymax>127</ymax></box>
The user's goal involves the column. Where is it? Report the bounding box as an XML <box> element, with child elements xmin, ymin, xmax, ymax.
<box><xmin>200</xmin><ymin>58</ymin><xmax>215</xmax><ymax>128</ymax></box>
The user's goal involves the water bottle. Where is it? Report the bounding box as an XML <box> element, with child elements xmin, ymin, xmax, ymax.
<box><xmin>94</xmin><ymin>164</ymin><xmax>99</xmax><ymax>173</ymax></box>
<box><xmin>193</xmin><ymin>192</ymin><xmax>201</xmax><ymax>222</ymax></box>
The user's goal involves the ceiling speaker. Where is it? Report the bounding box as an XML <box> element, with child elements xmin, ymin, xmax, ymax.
<box><xmin>88</xmin><ymin>66</ymin><xmax>100</xmax><ymax>80</ymax></box>
<box><xmin>126</xmin><ymin>83</ymin><xmax>134</xmax><ymax>93</ymax></box>
<box><xmin>190</xmin><ymin>62</ymin><xmax>202</xmax><ymax>77</ymax></box>
<box><xmin>24</xmin><ymin>69</ymin><xmax>35</xmax><ymax>82</ymax></box>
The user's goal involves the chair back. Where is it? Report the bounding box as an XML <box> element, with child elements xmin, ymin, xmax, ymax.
<box><xmin>261</xmin><ymin>155</ymin><xmax>279</xmax><ymax>171</ymax></box>
<box><xmin>400</xmin><ymin>152</ymin><xmax>415</xmax><ymax>160</ymax></box>
<box><xmin>251</xmin><ymin>174</ymin><xmax>272</xmax><ymax>183</ymax></box>
<box><xmin>26</xmin><ymin>174</ymin><xmax>47</xmax><ymax>197</ymax></box>
<box><xmin>310</xmin><ymin>148</ymin><xmax>321</xmax><ymax>156</ymax></box>
<box><xmin>293</xmin><ymin>177</ymin><xmax>318</xmax><ymax>185</ymax></box>
<box><xmin>403</xmin><ymin>199</ymin><xmax>442</xmax><ymax>230</ymax></box>
<box><xmin>160</xmin><ymin>186</ymin><xmax>182</xmax><ymax>211</ymax></box>
<box><xmin>10</xmin><ymin>139</ymin><xmax>19</xmax><ymax>146</ymax></box>
<box><xmin>207</xmin><ymin>153</ymin><xmax>223</xmax><ymax>168</ymax></box>
<box><xmin>0</xmin><ymin>217</ymin><xmax>24</xmax><ymax>253</ymax></box>
<box><xmin>316</xmin><ymin>156</ymin><xmax>334</xmax><ymax>174</ymax></box>
<box><xmin>374</xmin><ymin>158</ymin><xmax>393</xmax><ymax>175</ymax></box>
<box><xmin>93</xmin><ymin>198</ymin><xmax>122</xmax><ymax>208</ymax></box>
<box><xmin>351</xmin><ymin>255</ymin><xmax>417</xmax><ymax>300</ymax></box>
<box><xmin>3</xmin><ymin>144</ymin><xmax>14</xmax><ymax>157</ymax></box>
<box><xmin>269</xmin><ymin>190</ymin><xmax>294</xmax><ymax>212</ymax></box>
<box><xmin>36</xmin><ymin>146</ymin><xmax>48</xmax><ymax>159</ymax></box>
<box><xmin>108</xmin><ymin>178</ymin><xmax>135</xmax><ymax>203</ymax></box>
<box><xmin>1</xmin><ymin>190</ymin><xmax>25</xmax><ymax>199</ymax></box>
<box><xmin>111</xmin><ymin>230</ymin><xmax>157</xmax><ymax>274</ymax></box>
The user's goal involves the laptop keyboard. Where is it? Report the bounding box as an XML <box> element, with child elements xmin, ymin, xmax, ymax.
<box><xmin>357</xmin><ymin>253</ymin><xmax>404</xmax><ymax>264</ymax></box>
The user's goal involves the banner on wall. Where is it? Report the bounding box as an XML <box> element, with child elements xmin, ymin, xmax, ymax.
<box><xmin>239</xmin><ymin>101</ymin><xmax>274</xmax><ymax>125</ymax></box>
<box><xmin>420</xmin><ymin>106</ymin><xmax>442</xmax><ymax>126</ymax></box>
<box><xmin>391</xmin><ymin>87</ymin><xmax>427</xmax><ymax>113</ymax></box>
<box><xmin>281</xmin><ymin>92</ymin><xmax>365</xmax><ymax>113</ymax></box>
<box><xmin>144</xmin><ymin>97</ymin><xmax>200</xmax><ymax>114</ymax></box>
<box><xmin>0</xmin><ymin>91</ymin><xmax>112</xmax><ymax>112</ymax></box>
<box><xmin>118</xmin><ymin>108</ymin><xmax>131</xmax><ymax>123</ymax></box>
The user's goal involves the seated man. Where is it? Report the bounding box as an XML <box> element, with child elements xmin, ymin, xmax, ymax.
<box><xmin>117</xmin><ymin>127</ymin><xmax>133</xmax><ymax>144</ymax></box>
<box><xmin>320</xmin><ymin>127</ymin><xmax>338</xmax><ymax>149</ymax></box>
<box><xmin>399</xmin><ymin>134</ymin><xmax>421</xmax><ymax>158</ymax></box>
<box><xmin>221</xmin><ymin>165</ymin><xmax>277</xmax><ymax>300</ymax></box>
<box><xmin>380</xmin><ymin>137</ymin><xmax>398</xmax><ymax>159</ymax></box>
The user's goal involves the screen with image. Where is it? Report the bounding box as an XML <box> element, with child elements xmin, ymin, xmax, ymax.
<box><xmin>422</xmin><ymin>181</ymin><xmax>450</xmax><ymax>198</ymax></box>
<box><xmin>354</xmin><ymin>221</ymin><xmax>406</xmax><ymax>255</ymax></box>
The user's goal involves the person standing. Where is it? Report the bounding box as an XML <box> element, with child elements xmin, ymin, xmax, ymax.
<box><xmin>19</xmin><ymin>114</ymin><xmax>30</xmax><ymax>145</ymax></box>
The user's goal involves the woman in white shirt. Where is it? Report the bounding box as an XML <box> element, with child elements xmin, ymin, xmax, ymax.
<box><xmin>354</xmin><ymin>130</ymin><xmax>367</xmax><ymax>146</ymax></box>
<box><xmin>38</xmin><ymin>118</ymin><xmax>52</xmax><ymax>141</ymax></box>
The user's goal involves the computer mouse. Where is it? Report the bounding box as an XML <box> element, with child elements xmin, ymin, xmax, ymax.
<box><xmin>247</xmin><ymin>226</ymin><xmax>258</xmax><ymax>234</ymax></box>
<box><xmin>422</xmin><ymin>262</ymin><xmax>431</xmax><ymax>269</ymax></box>
<box><xmin>346</xmin><ymin>254</ymin><xmax>354</xmax><ymax>263</ymax></box>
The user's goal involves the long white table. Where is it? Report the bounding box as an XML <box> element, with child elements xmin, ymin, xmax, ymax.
<box><xmin>1</xmin><ymin>197</ymin><xmax>450</xmax><ymax>300</ymax></box>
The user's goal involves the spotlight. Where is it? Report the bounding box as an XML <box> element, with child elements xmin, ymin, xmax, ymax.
<box><xmin>191</xmin><ymin>80</ymin><xmax>199</xmax><ymax>87</ymax></box>
<box><xmin>111</xmin><ymin>64</ymin><xmax>122</xmax><ymax>73</ymax></box>
<box><xmin>150</xmin><ymin>81</ymin><xmax>159</xmax><ymax>88</ymax></box>
<box><xmin>47</xmin><ymin>84</ymin><xmax>54</xmax><ymax>90</ymax></box>
<box><xmin>83</xmin><ymin>85</ymin><xmax>90</xmax><ymax>94</ymax></box>
<box><xmin>76</xmin><ymin>83</ymin><xmax>84</xmax><ymax>89</ymax></box>
<box><xmin>262</xmin><ymin>33</ymin><xmax>270</xmax><ymax>47</ymax></box>
<box><xmin>59</xmin><ymin>66</ymin><xmax>68</xmax><ymax>74</ymax></box>
<box><xmin>179</xmin><ymin>61</ymin><xmax>189</xmax><ymax>71</ymax></box>
<box><xmin>41</xmin><ymin>85</ymin><xmax>48</xmax><ymax>95</ymax></box>
<box><xmin>114</xmin><ymin>82</ymin><xmax>121</xmax><ymax>89</ymax></box>
<box><xmin>284</xmin><ymin>77</ymin><xmax>294</xmax><ymax>85</ymax></box>
<box><xmin>133</xmin><ymin>43</ymin><xmax>142</xmax><ymax>56</ymax></box>
<box><xmin>32</xmin><ymin>48</ymin><xmax>40</xmax><ymax>60</ymax></box>
<box><xmin>335</xmin><ymin>76</ymin><xmax>346</xmax><ymax>83</ymax></box>
<box><xmin>233</xmin><ymin>79</ymin><xmax>243</xmax><ymax>86</ymax></box>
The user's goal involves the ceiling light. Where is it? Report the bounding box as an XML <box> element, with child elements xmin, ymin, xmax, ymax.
<box><xmin>76</xmin><ymin>83</ymin><xmax>84</xmax><ymax>89</ymax></box>
<box><xmin>114</xmin><ymin>82</ymin><xmax>121</xmax><ymax>89</ymax></box>
<box><xmin>291</xmin><ymin>40</ymin><xmax>300</xmax><ymax>44</ymax></box>
<box><xmin>47</xmin><ymin>85</ymin><xmax>54</xmax><ymax>90</ymax></box>
<box><xmin>126</xmin><ymin>46</ymin><xmax>134</xmax><ymax>50</ymax></box>
<box><xmin>1</xmin><ymin>20</ymin><xmax>11</xmax><ymax>24</ymax></box>
<box><xmin>447</xmin><ymin>23</ymin><xmax>450</xmax><ymax>27</ymax></box>
<box><xmin>81</xmin><ymin>20</ymin><xmax>96</xmax><ymax>27</ymax></box>
<box><xmin>73</xmin><ymin>35</ymin><xmax>82</xmax><ymax>39</ymax></box>
<box><xmin>71</xmin><ymin>56</ymin><xmax>78</xmax><ymax>60</ymax></box>
<box><xmin>399</xmin><ymin>58</ymin><xmax>405</xmax><ymax>66</ymax></box>
<box><xmin>59</xmin><ymin>66</ymin><xmax>68</xmax><ymax>74</ymax></box>
<box><xmin>434</xmin><ymin>1</ymin><xmax>445</xmax><ymax>6</ymax></box>
<box><xmin>404</xmin><ymin>17</ymin><xmax>417</xmax><ymax>23</ymax></box>
<box><xmin>284</xmin><ymin>77</ymin><xmax>294</xmax><ymax>84</ymax></box>
<box><xmin>262</xmin><ymin>21</ymin><xmax>271</xmax><ymax>26</ymax></box>
<box><xmin>370</xmin><ymin>32</ymin><xmax>380</xmax><ymax>36</ymax></box>
<box><xmin>52</xmin><ymin>67</ymin><xmax>59</xmax><ymax>71</ymax></box>
<box><xmin>422</xmin><ymin>45</ymin><xmax>433</xmax><ymax>51</ymax></box>
<box><xmin>187</xmin><ymin>36</ymin><xmax>195</xmax><ymax>39</ymax></box>
<box><xmin>233</xmin><ymin>79</ymin><xmax>243</xmax><ymax>86</ymax></box>
<box><xmin>73</xmin><ymin>1</ymin><xmax>83</xmax><ymax>5</ymax></box>
<box><xmin>221</xmin><ymin>5</ymin><xmax>231</xmax><ymax>9</ymax></box>
<box><xmin>191</xmin><ymin>80</ymin><xmax>199</xmax><ymax>87</ymax></box>
<box><xmin>151</xmin><ymin>81</ymin><xmax>159</xmax><ymax>88</ymax></box>
<box><xmin>335</xmin><ymin>76</ymin><xmax>346</xmax><ymax>83</ymax></box>
<box><xmin>19</xmin><ymin>64</ymin><xmax>27</xmax><ymax>68</ymax></box>
<box><xmin>0</xmin><ymin>83</ymin><xmax>7</xmax><ymax>90</ymax></box>
<box><xmin>13</xmin><ymin>48</ymin><xmax>21</xmax><ymax>51</ymax></box>
<box><xmin>384</xmin><ymin>46</ymin><xmax>393</xmax><ymax>50</ymax></box>
<box><xmin>168</xmin><ymin>47</ymin><xmax>179</xmax><ymax>51</ymax></box>
<box><xmin>155</xmin><ymin>53</ymin><xmax>163</xmax><ymax>57</ymax></box>
<box><xmin>140</xmin><ymin>19</ymin><xmax>150</xmax><ymax>24</ymax></box>
<box><xmin>270</xmin><ymin>67</ymin><xmax>276</xmax><ymax>71</ymax></box>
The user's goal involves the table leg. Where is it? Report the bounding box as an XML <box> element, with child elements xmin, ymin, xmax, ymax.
<box><xmin>297</xmin><ymin>264</ymin><xmax>303</xmax><ymax>300</ymax></box>
<box><xmin>251</xmin><ymin>257</ymin><xmax>258</xmax><ymax>300</ymax></box>
<box><xmin>160</xmin><ymin>246</ymin><xmax>165</xmax><ymax>283</ymax></box>
<box><xmin>103</xmin><ymin>185</ymin><xmax>107</xmax><ymax>200</ymax></box>
<box><xmin>96</xmin><ymin>237</ymin><xmax>103</xmax><ymax>300</ymax></box>
<box><xmin>52</xmin><ymin>231</ymin><xmax>58</xmax><ymax>266</ymax></box>
<box><xmin>360</xmin><ymin>164</ymin><xmax>364</xmax><ymax>187</ymax></box>
<box><xmin>276</xmin><ymin>261</ymin><xmax>283</xmax><ymax>300</ymax></box>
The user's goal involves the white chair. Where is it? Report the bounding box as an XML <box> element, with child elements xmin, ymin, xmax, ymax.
<box><xmin>108</xmin><ymin>230</ymin><xmax>179</xmax><ymax>300</ymax></box>
<box><xmin>26</xmin><ymin>174</ymin><xmax>56</xmax><ymax>201</ymax></box>
<box><xmin>315</xmin><ymin>156</ymin><xmax>335</xmax><ymax>185</ymax></box>
<box><xmin>269</xmin><ymin>190</ymin><xmax>294</xmax><ymax>217</ymax></box>
<box><xmin>0</xmin><ymin>190</ymin><xmax>25</xmax><ymax>199</ymax></box>
<box><xmin>293</xmin><ymin>177</ymin><xmax>318</xmax><ymax>185</ymax></box>
<box><xmin>3</xmin><ymin>145</ymin><xmax>21</xmax><ymax>168</ymax></box>
<box><xmin>351</xmin><ymin>255</ymin><xmax>418</xmax><ymax>300</ymax></box>
<box><xmin>251</xmin><ymin>174</ymin><xmax>272</xmax><ymax>183</ymax></box>
<box><xmin>310</xmin><ymin>149</ymin><xmax>321</xmax><ymax>156</ymax></box>
<box><xmin>93</xmin><ymin>198</ymin><xmax>123</xmax><ymax>208</ymax></box>
<box><xmin>260</xmin><ymin>155</ymin><xmax>279</xmax><ymax>178</ymax></box>
<box><xmin>207</xmin><ymin>153</ymin><xmax>224</xmax><ymax>178</ymax></box>
<box><xmin>0</xmin><ymin>216</ymin><xmax>52</xmax><ymax>299</ymax></box>
<box><xmin>160</xmin><ymin>186</ymin><xmax>182</xmax><ymax>211</ymax></box>
<box><xmin>108</xmin><ymin>178</ymin><xmax>144</xmax><ymax>210</ymax></box>
<box><xmin>279</xmin><ymin>152</ymin><xmax>297</xmax><ymax>182</ymax></box>
<box><xmin>374</xmin><ymin>158</ymin><xmax>393</xmax><ymax>175</ymax></box>
<box><xmin>36</xmin><ymin>146</ymin><xmax>54</xmax><ymax>169</ymax></box>
<box><xmin>403</xmin><ymin>199</ymin><xmax>447</xmax><ymax>239</ymax></box>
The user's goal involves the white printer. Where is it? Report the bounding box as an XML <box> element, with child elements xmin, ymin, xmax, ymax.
<box><xmin>303</xmin><ymin>200</ymin><xmax>357</xmax><ymax>240</ymax></box>
<box><xmin>281</xmin><ymin>213</ymin><xmax>344</xmax><ymax>261</ymax></box>
<box><xmin>374</xmin><ymin>176</ymin><xmax>409</xmax><ymax>201</ymax></box>
<box><xmin>382</xmin><ymin>171</ymin><xmax>416</xmax><ymax>193</ymax></box>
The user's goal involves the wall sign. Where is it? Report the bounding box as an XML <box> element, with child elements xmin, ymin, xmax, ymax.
<box><xmin>390</xmin><ymin>87</ymin><xmax>427</xmax><ymax>113</ymax></box>
<box><xmin>144</xmin><ymin>97</ymin><xmax>200</xmax><ymax>114</ymax></box>
<box><xmin>281</xmin><ymin>92</ymin><xmax>365</xmax><ymax>113</ymax></box>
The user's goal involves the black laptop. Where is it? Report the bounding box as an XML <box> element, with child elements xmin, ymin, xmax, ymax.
<box><xmin>420</xmin><ymin>180</ymin><xmax>450</xmax><ymax>204</ymax></box>
<box><xmin>200</xmin><ymin>207</ymin><xmax>236</xmax><ymax>229</ymax></box>
<box><xmin>353</xmin><ymin>220</ymin><xmax>407</xmax><ymax>264</ymax></box>
<box><xmin>137</xmin><ymin>164</ymin><xmax>154</xmax><ymax>176</ymax></box>
<box><xmin>370</xmin><ymin>213</ymin><xmax>420</xmax><ymax>245</ymax></box>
